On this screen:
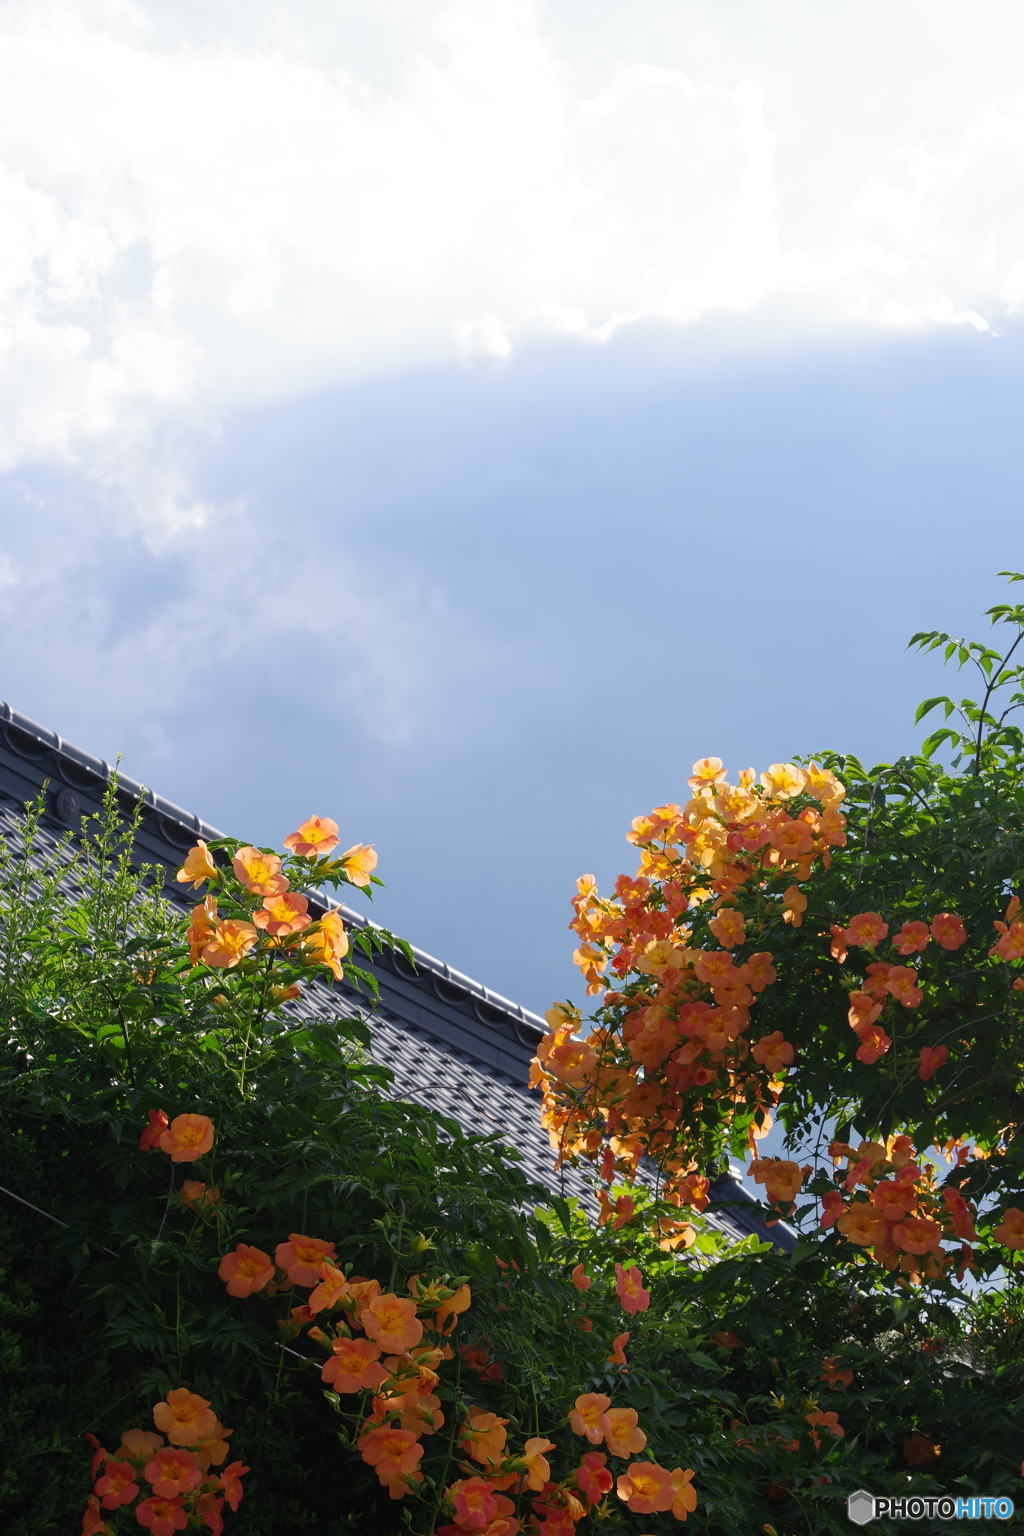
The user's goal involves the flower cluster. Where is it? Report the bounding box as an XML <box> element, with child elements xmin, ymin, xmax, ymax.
<box><xmin>81</xmin><ymin>1390</ymin><xmax>246</xmax><ymax>1535</ymax></box>
<box><xmin>176</xmin><ymin>816</ymin><xmax>377</xmax><ymax>993</ymax></box>
<box><xmin>532</xmin><ymin>760</ymin><xmax>845</xmax><ymax>1197</ymax></box>
<box><xmin>820</xmin><ymin>1136</ymin><xmax>980</xmax><ymax>1282</ymax></box>
<box><xmin>829</xmin><ymin>907</ymin><xmax>967</xmax><ymax>1069</ymax></box>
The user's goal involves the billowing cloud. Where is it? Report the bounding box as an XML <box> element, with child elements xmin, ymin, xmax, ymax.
<box><xmin>1</xmin><ymin>0</ymin><xmax>1024</xmax><ymax>524</ymax></box>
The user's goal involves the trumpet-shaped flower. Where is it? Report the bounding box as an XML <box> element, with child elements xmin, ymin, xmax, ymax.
<box><xmin>837</xmin><ymin>1202</ymin><xmax>886</xmax><ymax>1247</ymax></box>
<box><xmin>993</xmin><ymin>920</ymin><xmax>1024</xmax><ymax>962</ymax></box>
<box><xmin>284</xmin><ymin>816</ymin><xmax>340</xmax><ymax>858</ymax></box>
<box><xmin>688</xmin><ymin>757</ymin><xmax>727</xmax><ymax>789</ymax></box>
<box><xmin>452</xmin><ymin>1477</ymin><xmax>498</xmax><ymax>1528</ymax></box>
<box><xmin>232</xmin><ymin>845</ymin><xmax>288</xmax><ymax>895</ymax></box>
<box><xmin>604</xmin><ymin>1407</ymin><xmax>647</xmax><ymax>1458</ymax></box>
<box><xmin>357</xmin><ymin>1426</ymin><xmax>423</xmax><ymax>1496</ymax></box>
<box><xmin>435</xmin><ymin>1282</ymin><xmax>472</xmax><ymax>1334</ymax></box>
<box><xmin>302</xmin><ymin>909</ymin><xmax>349</xmax><ymax>979</ymax></box>
<box><xmin>892</xmin><ymin>1216</ymin><xmax>943</xmax><ymax>1255</ymax></box>
<box><xmin>607</xmin><ymin>1332</ymin><xmax>629</xmax><ymax>1366</ymax></box>
<box><xmin>201</xmin><ymin>920</ymin><xmax>258</xmax><ymax>969</ymax></box>
<box><xmin>708</xmin><ymin>908</ymin><xmax>745</xmax><ymax>948</ymax></box>
<box><xmin>771</xmin><ymin>820</ymin><xmax>814</xmax><ymax>860</ymax></box>
<box><xmin>143</xmin><ymin>1448</ymin><xmax>202</xmax><ymax>1498</ymax></box>
<box><xmin>570</xmin><ymin>1263</ymin><xmax>591</xmax><ymax>1291</ymax></box>
<box><xmin>181</xmin><ymin>1181</ymin><xmax>220</xmax><ymax>1211</ymax></box>
<box><xmin>322</xmin><ymin>1336</ymin><xmax>389</xmax><ymax>1394</ymax></box>
<box><xmin>135</xmin><ymin>1497</ymin><xmax>188</xmax><ymax>1535</ymax></box>
<box><xmin>139</xmin><ymin>1109</ymin><xmax>169</xmax><ymax>1151</ymax></box>
<box><xmin>253</xmin><ymin>892</ymin><xmax>311</xmax><ymax>936</ymax></box>
<box><xmin>117</xmin><ymin>1430</ymin><xmax>164</xmax><ymax>1463</ymax></box>
<box><xmin>93</xmin><ymin>1460</ymin><xmax>139</xmax><ymax>1509</ymax></box>
<box><xmin>854</xmin><ymin>1023</ymin><xmax>892</xmax><ymax>1064</ymax></box>
<box><xmin>80</xmin><ymin>1495</ymin><xmax>112</xmax><ymax>1534</ymax></box>
<box><xmin>217</xmin><ymin>1244</ymin><xmax>274</xmax><ymax>1298</ymax></box>
<box><xmin>931</xmin><ymin>912</ymin><xmax>967</xmax><ymax>950</ymax></box>
<box><xmin>158</xmin><ymin>1114</ymin><xmax>214</xmax><ymax>1163</ymax></box>
<box><xmin>614</xmin><ymin>1263</ymin><xmax>650</xmax><ymax>1315</ymax></box>
<box><xmin>194</xmin><ymin>1492</ymin><xmax>224</xmax><ymax>1534</ymax></box>
<box><xmin>307</xmin><ymin>1261</ymin><xmax>355</xmax><ymax>1313</ymax></box>
<box><xmin>187</xmin><ymin>896</ymin><xmax>218</xmax><ymax>964</ymax></box>
<box><xmin>893</xmin><ymin>920</ymin><xmax>930</xmax><ymax>955</ymax></box>
<box><xmin>153</xmin><ymin>1390</ymin><xmax>217</xmax><ymax>1449</ymax></box>
<box><xmin>458</xmin><ymin>1412</ymin><xmax>508</xmax><ymax>1470</ymax></box>
<box><xmin>751</xmin><ymin>1031</ymin><xmax>794</xmax><ymax>1072</ymax></box>
<box><xmin>521</xmin><ymin>1437</ymin><xmax>555</xmax><ymax>1492</ymax></box>
<box><xmin>217</xmin><ymin>1462</ymin><xmax>249</xmax><ymax>1512</ymax></box>
<box><xmin>845</xmin><ymin>912</ymin><xmax>889</xmax><ymax>949</ymax></box>
<box><xmin>616</xmin><ymin>1461</ymin><xmax>675</xmax><ymax>1514</ymax></box>
<box><xmin>918</xmin><ymin>1045</ymin><xmax>949</xmax><ymax>1081</ymax></box>
<box><xmin>782</xmin><ymin>885</ymin><xmax>807</xmax><ymax>926</ymax></box>
<box><xmin>760</xmin><ymin>763</ymin><xmax>807</xmax><ymax>799</ymax></box>
<box><xmin>339</xmin><ymin>843</ymin><xmax>378</xmax><ymax>886</ymax></box>
<box><xmin>568</xmin><ymin>1393</ymin><xmax>611</xmax><ymax>1444</ymax></box>
<box><xmin>994</xmin><ymin>1207</ymin><xmax>1024</xmax><ymax>1249</ymax></box>
<box><xmin>176</xmin><ymin>842</ymin><xmax>218</xmax><ymax>889</ymax></box>
<box><xmin>275</xmin><ymin>1234</ymin><xmax>338</xmax><ymax>1287</ymax></box>
<box><xmin>576</xmin><ymin>1451</ymin><xmax>612</xmax><ymax>1505</ymax></box>
<box><xmin>669</xmin><ymin>1467</ymin><xmax>698</xmax><ymax>1519</ymax></box>
<box><xmin>886</xmin><ymin>966</ymin><xmax>923</xmax><ymax>1008</ymax></box>
<box><xmin>362</xmin><ymin>1293</ymin><xmax>424</xmax><ymax>1353</ymax></box>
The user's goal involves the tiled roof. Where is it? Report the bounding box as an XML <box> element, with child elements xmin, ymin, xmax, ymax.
<box><xmin>0</xmin><ymin>700</ymin><xmax>793</xmax><ymax>1250</ymax></box>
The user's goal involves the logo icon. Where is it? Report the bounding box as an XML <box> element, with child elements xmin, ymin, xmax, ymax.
<box><xmin>847</xmin><ymin>1489</ymin><xmax>875</xmax><ymax>1525</ymax></box>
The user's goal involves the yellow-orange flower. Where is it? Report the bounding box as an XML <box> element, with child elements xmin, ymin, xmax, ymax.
<box><xmin>993</xmin><ymin>1206</ymin><xmax>1024</xmax><ymax>1249</ymax></box>
<box><xmin>458</xmin><ymin>1410</ymin><xmax>508</xmax><ymax>1470</ymax></box>
<box><xmin>845</xmin><ymin>912</ymin><xmax>889</xmax><ymax>949</ymax></box>
<box><xmin>837</xmin><ymin>1202</ymin><xmax>886</xmax><ymax>1247</ymax></box>
<box><xmin>356</xmin><ymin>1426</ymin><xmax>423</xmax><ymax>1499</ymax></box>
<box><xmin>217</xmin><ymin>1243</ymin><xmax>274</xmax><ymax>1298</ymax></box>
<box><xmin>322</xmin><ymin>1336</ymin><xmax>388</xmax><ymax>1394</ymax></box>
<box><xmin>307</xmin><ymin>1261</ymin><xmax>354</xmax><ymax>1313</ymax></box>
<box><xmin>434</xmin><ymin>1281</ymin><xmax>471</xmax><ymax>1335</ymax></box>
<box><xmin>181</xmin><ymin>1181</ymin><xmax>219</xmax><ymax>1211</ymax></box>
<box><xmin>302</xmin><ymin>909</ymin><xmax>349</xmax><ymax>980</ymax></box>
<box><xmin>903</xmin><ymin>1433</ymin><xmax>940</xmax><ymax>1465</ymax></box>
<box><xmin>616</xmin><ymin>1461</ymin><xmax>675</xmax><ymax>1514</ymax></box>
<box><xmin>751</xmin><ymin>1031</ymin><xmax>794</xmax><ymax>1073</ymax></box>
<box><xmin>669</xmin><ymin>1467</ymin><xmax>698</xmax><ymax>1519</ymax></box>
<box><xmin>931</xmin><ymin>912</ymin><xmax>966</xmax><ymax>950</ymax></box>
<box><xmin>158</xmin><ymin>1114</ymin><xmax>215</xmax><ymax>1163</ymax></box>
<box><xmin>688</xmin><ymin>757</ymin><xmax>727</xmax><ymax>789</ymax></box>
<box><xmin>614</xmin><ymin>1263</ymin><xmax>650</xmax><ymax>1315</ymax></box>
<box><xmin>232</xmin><ymin>846</ymin><xmax>289</xmax><ymax>896</ymax></box>
<box><xmin>604</xmin><ymin>1407</ymin><xmax>647</xmax><ymax>1458</ymax></box>
<box><xmin>176</xmin><ymin>841</ymin><xmax>218</xmax><ymax>889</ymax></box>
<box><xmin>522</xmin><ymin>1436</ymin><xmax>555</xmax><ymax>1491</ymax></box>
<box><xmin>253</xmin><ymin>892</ymin><xmax>311</xmax><ymax>937</ymax></box>
<box><xmin>201</xmin><ymin>920</ymin><xmax>258</xmax><ymax>969</ymax></box>
<box><xmin>187</xmin><ymin>897</ymin><xmax>218</xmax><ymax>965</ymax></box>
<box><xmin>607</xmin><ymin>1331</ymin><xmax>629</xmax><ymax>1366</ymax></box>
<box><xmin>760</xmin><ymin>762</ymin><xmax>807</xmax><ymax>799</ymax></box>
<box><xmin>274</xmin><ymin>1234</ymin><xmax>338</xmax><ymax>1287</ymax></box>
<box><xmin>568</xmin><ymin>1392</ymin><xmax>612</xmax><ymax>1444</ymax></box>
<box><xmin>361</xmin><ymin>1294</ymin><xmax>424</xmax><ymax>1354</ymax></box>
<box><xmin>152</xmin><ymin>1389</ymin><xmax>217</xmax><ymax>1448</ymax></box>
<box><xmin>284</xmin><ymin>816</ymin><xmax>340</xmax><ymax>859</ymax></box>
<box><xmin>339</xmin><ymin>843</ymin><xmax>378</xmax><ymax>886</ymax></box>
<box><xmin>708</xmin><ymin>908</ymin><xmax>745</xmax><ymax>948</ymax></box>
<box><xmin>781</xmin><ymin>885</ymin><xmax>807</xmax><ymax>927</ymax></box>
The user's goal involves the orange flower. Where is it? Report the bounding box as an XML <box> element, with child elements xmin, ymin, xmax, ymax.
<box><xmin>117</xmin><ymin>1429</ymin><xmax>164</xmax><ymax>1463</ymax></box>
<box><xmin>568</xmin><ymin>1393</ymin><xmax>612</xmax><ymax>1444</ymax></box>
<box><xmin>576</xmin><ymin>1451</ymin><xmax>613</xmax><ymax>1505</ymax></box>
<box><xmin>708</xmin><ymin>908</ymin><xmax>745</xmax><ymax>948</ymax></box>
<box><xmin>94</xmin><ymin>1460</ymin><xmax>139</xmax><ymax>1509</ymax></box>
<box><xmin>820</xmin><ymin>1355</ymin><xmax>854</xmax><ymax>1389</ymax></box>
<box><xmin>201</xmin><ymin>919</ymin><xmax>258</xmax><ymax>969</ymax></box>
<box><xmin>607</xmin><ymin>1331</ymin><xmax>629</xmax><ymax>1366</ymax></box>
<box><xmin>435</xmin><ymin>1281</ymin><xmax>472</xmax><ymax>1334</ymax></box>
<box><xmin>837</xmin><ymin>1202</ymin><xmax>886</xmax><ymax>1247</ymax></box>
<box><xmin>452</xmin><ymin>1477</ymin><xmax>498</xmax><ymax>1527</ymax></box>
<box><xmin>616</xmin><ymin>1461</ymin><xmax>675</xmax><ymax>1514</ymax></box>
<box><xmin>614</xmin><ymin>1263</ymin><xmax>650</xmax><ymax>1315</ymax></box>
<box><xmin>215</xmin><ymin>1461</ymin><xmax>248</xmax><ymax>1512</ymax></box>
<box><xmin>760</xmin><ymin>763</ymin><xmax>807</xmax><ymax>799</ymax></box>
<box><xmin>604</xmin><ymin>1407</ymin><xmax>647</xmax><ymax>1458</ymax></box>
<box><xmin>751</xmin><ymin>1031</ymin><xmax>794</xmax><ymax>1072</ymax></box>
<box><xmin>458</xmin><ymin>1411</ymin><xmax>508</xmax><ymax>1470</ymax></box>
<box><xmin>854</xmin><ymin>1022</ymin><xmax>892</xmax><ymax>1065</ymax></box>
<box><xmin>893</xmin><ymin>920</ymin><xmax>930</xmax><ymax>955</ymax></box>
<box><xmin>274</xmin><ymin>1234</ymin><xmax>338</xmax><ymax>1287</ymax></box>
<box><xmin>339</xmin><ymin>842</ymin><xmax>378</xmax><ymax>886</ymax></box>
<box><xmin>762</xmin><ymin>1159</ymin><xmax>804</xmax><ymax>1204</ymax></box>
<box><xmin>688</xmin><ymin>757</ymin><xmax>727</xmax><ymax>789</ymax></box>
<box><xmin>152</xmin><ymin>1389</ymin><xmax>217</xmax><ymax>1448</ymax></box>
<box><xmin>993</xmin><ymin>920</ymin><xmax>1024</xmax><ymax>962</ymax></box>
<box><xmin>522</xmin><ymin>1436</ymin><xmax>556</xmax><ymax>1491</ymax></box>
<box><xmin>845</xmin><ymin>912</ymin><xmax>889</xmax><ymax>949</ymax></box>
<box><xmin>322</xmin><ymin>1336</ymin><xmax>389</xmax><ymax>1393</ymax></box>
<box><xmin>176</xmin><ymin>841</ymin><xmax>218</xmax><ymax>889</ymax></box>
<box><xmin>302</xmin><ymin>909</ymin><xmax>349</xmax><ymax>980</ymax></box>
<box><xmin>217</xmin><ymin>1243</ymin><xmax>274</xmax><ymax>1298</ymax></box>
<box><xmin>903</xmin><ymin>1433</ymin><xmax>940</xmax><ymax>1465</ymax></box>
<box><xmin>886</xmin><ymin>965</ymin><xmax>922</xmax><ymax>1008</ymax></box>
<box><xmin>232</xmin><ymin>845</ymin><xmax>289</xmax><ymax>896</ymax></box>
<box><xmin>180</xmin><ymin>1181</ymin><xmax>220</xmax><ymax>1211</ymax></box>
<box><xmin>931</xmin><ymin>912</ymin><xmax>966</xmax><ymax>950</ymax></box>
<box><xmin>820</xmin><ymin>1190</ymin><xmax>844</xmax><ymax>1229</ymax></box>
<box><xmin>994</xmin><ymin>1206</ymin><xmax>1024</xmax><ymax>1249</ymax></box>
<box><xmin>186</xmin><ymin>896</ymin><xmax>218</xmax><ymax>964</ymax></box>
<box><xmin>135</xmin><ymin>1496</ymin><xmax>187</xmax><ymax>1533</ymax></box>
<box><xmin>806</xmin><ymin>1410</ymin><xmax>844</xmax><ymax>1441</ymax></box>
<box><xmin>193</xmin><ymin>1418</ymin><xmax>233</xmax><ymax>1472</ymax></box>
<box><xmin>918</xmin><ymin>1045</ymin><xmax>948</xmax><ymax>1081</ymax></box>
<box><xmin>307</xmin><ymin>1262</ymin><xmax>356</xmax><ymax>1314</ymax></box>
<box><xmin>284</xmin><ymin>816</ymin><xmax>341</xmax><ymax>859</ymax></box>
<box><xmin>143</xmin><ymin>1447</ymin><xmax>203</xmax><ymax>1498</ymax></box>
<box><xmin>139</xmin><ymin>1109</ymin><xmax>169</xmax><ymax>1151</ymax></box>
<box><xmin>80</xmin><ymin>1494</ymin><xmax>113</xmax><ymax>1535</ymax></box>
<box><xmin>670</xmin><ymin>1467</ymin><xmax>698</xmax><ymax>1519</ymax></box>
<box><xmin>158</xmin><ymin>1113</ymin><xmax>214</xmax><ymax>1163</ymax></box>
<box><xmin>357</xmin><ymin>1426</ymin><xmax>424</xmax><ymax>1498</ymax></box>
<box><xmin>892</xmin><ymin>1216</ymin><xmax>943</xmax><ymax>1255</ymax></box>
<box><xmin>570</xmin><ymin>1263</ymin><xmax>591</xmax><ymax>1291</ymax></box>
<box><xmin>253</xmin><ymin>892</ymin><xmax>311</xmax><ymax>936</ymax></box>
<box><xmin>772</xmin><ymin>821</ymin><xmax>814</xmax><ymax>861</ymax></box>
<box><xmin>362</xmin><ymin>1293</ymin><xmax>424</xmax><ymax>1354</ymax></box>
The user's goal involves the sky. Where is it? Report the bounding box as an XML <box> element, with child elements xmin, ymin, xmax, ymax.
<box><xmin>1</xmin><ymin>1</ymin><xmax>1024</xmax><ymax>1014</ymax></box>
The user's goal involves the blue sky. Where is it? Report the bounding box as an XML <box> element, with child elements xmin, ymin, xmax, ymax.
<box><xmin>1</xmin><ymin>2</ymin><xmax>1024</xmax><ymax>1013</ymax></box>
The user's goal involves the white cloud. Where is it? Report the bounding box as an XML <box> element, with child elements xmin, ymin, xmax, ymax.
<box><xmin>2</xmin><ymin>0</ymin><xmax>1024</xmax><ymax>520</ymax></box>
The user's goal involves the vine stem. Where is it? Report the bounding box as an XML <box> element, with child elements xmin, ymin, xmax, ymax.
<box><xmin>155</xmin><ymin>1159</ymin><xmax>176</xmax><ymax>1243</ymax></box>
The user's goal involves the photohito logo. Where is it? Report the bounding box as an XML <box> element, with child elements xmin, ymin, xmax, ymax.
<box><xmin>847</xmin><ymin>1490</ymin><xmax>1014</xmax><ymax>1523</ymax></box>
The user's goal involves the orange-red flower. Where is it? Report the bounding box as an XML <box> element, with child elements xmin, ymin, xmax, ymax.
<box><xmin>820</xmin><ymin>1355</ymin><xmax>854</xmax><ymax>1389</ymax></box>
<box><xmin>568</xmin><ymin>1393</ymin><xmax>611</xmax><ymax>1444</ymax></box>
<box><xmin>362</xmin><ymin>1293</ymin><xmax>424</xmax><ymax>1353</ymax></box>
<box><xmin>158</xmin><ymin>1113</ymin><xmax>214</xmax><ymax>1163</ymax></box>
<box><xmin>217</xmin><ymin>1244</ymin><xmax>274</xmax><ymax>1298</ymax></box>
<box><xmin>201</xmin><ymin>920</ymin><xmax>258</xmax><ymax>969</ymax></box>
<box><xmin>854</xmin><ymin>1022</ymin><xmax>892</xmax><ymax>1065</ymax></box>
<box><xmin>322</xmin><ymin>1336</ymin><xmax>389</xmax><ymax>1393</ymax></box>
<box><xmin>194</xmin><ymin>1491</ymin><xmax>223</xmax><ymax>1533</ymax></box>
<box><xmin>452</xmin><ymin>1476</ymin><xmax>498</xmax><ymax>1527</ymax></box>
<box><xmin>152</xmin><ymin>1390</ymin><xmax>217</xmax><ymax>1449</ymax></box>
<box><xmin>607</xmin><ymin>1331</ymin><xmax>629</xmax><ymax>1366</ymax></box>
<box><xmin>135</xmin><ymin>1497</ymin><xmax>188</xmax><ymax>1534</ymax></box>
<box><xmin>845</xmin><ymin>912</ymin><xmax>889</xmax><ymax>949</ymax></box>
<box><xmin>218</xmin><ymin>1461</ymin><xmax>249</xmax><ymax>1512</ymax></box>
<box><xmin>886</xmin><ymin>966</ymin><xmax>922</xmax><ymax>1008</ymax></box>
<box><xmin>576</xmin><ymin>1451</ymin><xmax>613</xmax><ymax>1505</ymax></box>
<box><xmin>139</xmin><ymin>1109</ymin><xmax>169</xmax><ymax>1151</ymax></box>
<box><xmin>80</xmin><ymin>1494</ymin><xmax>112</xmax><ymax>1534</ymax></box>
<box><xmin>614</xmin><ymin>1263</ymin><xmax>650</xmax><ymax>1315</ymax></box>
<box><xmin>357</xmin><ymin>1427</ymin><xmax>424</xmax><ymax>1498</ymax></box>
<box><xmin>176</xmin><ymin>841</ymin><xmax>218</xmax><ymax>889</ymax></box>
<box><xmin>284</xmin><ymin>816</ymin><xmax>341</xmax><ymax>859</ymax></box>
<box><xmin>708</xmin><ymin>908</ymin><xmax>746</xmax><ymax>948</ymax></box>
<box><xmin>275</xmin><ymin>1234</ymin><xmax>338</xmax><ymax>1287</ymax></box>
<box><xmin>751</xmin><ymin>1031</ymin><xmax>794</xmax><ymax>1073</ymax></box>
<box><xmin>307</xmin><ymin>1262</ymin><xmax>358</xmax><ymax>1314</ymax></box>
<box><xmin>253</xmin><ymin>892</ymin><xmax>311</xmax><ymax>937</ymax></box>
<box><xmin>837</xmin><ymin>1202</ymin><xmax>886</xmax><ymax>1247</ymax></box>
<box><xmin>806</xmin><ymin>1410</ymin><xmax>845</xmax><ymax>1442</ymax></box>
<box><xmin>616</xmin><ymin>1461</ymin><xmax>675</xmax><ymax>1514</ymax></box>
<box><xmin>143</xmin><ymin>1447</ymin><xmax>203</xmax><ymax>1498</ymax></box>
<box><xmin>339</xmin><ymin>843</ymin><xmax>378</xmax><ymax>886</ymax></box>
<box><xmin>181</xmin><ymin>1181</ymin><xmax>220</xmax><ymax>1211</ymax></box>
<box><xmin>232</xmin><ymin>845</ymin><xmax>289</xmax><ymax>896</ymax></box>
<box><xmin>893</xmin><ymin>920</ymin><xmax>930</xmax><ymax>955</ymax></box>
<box><xmin>994</xmin><ymin>1207</ymin><xmax>1024</xmax><ymax>1249</ymax></box>
<box><xmin>918</xmin><ymin>1045</ymin><xmax>948</xmax><ymax>1081</ymax></box>
<box><xmin>604</xmin><ymin>1407</ymin><xmax>647</xmax><ymax>1458</ymax></box>
<box><xmin>93</xmin><ymin>1460</ymin><xmax>139</xmax><ymax>1509</ymax></box>
<box><xmin>892</xmin><ymin>1216</ymin><xmax>943</xmax><ymax>1255</ymax></box>
<box><xmin>931</xmin><ymin>912</ymin><xmax>966</xmax><ymax>950</ymax></box>
<box><xmin>570</xmin><ymin>1263</ymin><xmax>591</xmax><ymax>1291</ymax></box>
